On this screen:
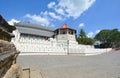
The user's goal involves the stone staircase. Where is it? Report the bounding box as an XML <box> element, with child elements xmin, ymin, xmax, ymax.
<box><xmin>3</xmin><ymin>64</ymin><xmax>45</xmax><ymax>78</ymax></box>
<box><xmin>22</xmin><ymin>66</ymin><xmax>45</xmax><ymax>78</ymax></box>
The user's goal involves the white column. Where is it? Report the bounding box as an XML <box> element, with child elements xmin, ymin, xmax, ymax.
<box><xmin>67</xmin><ymin>29</ymin><xmax>69</xmax><ymax>34</ymax></box>
<box><xmin>58</xmin><ymin>29</ymin><xmax>60</xmax><ymax>34</ymax></box>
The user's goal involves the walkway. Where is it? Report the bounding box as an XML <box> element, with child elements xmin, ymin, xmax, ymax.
<box><xmin>17</xmin><ymin>50</ymin><xmax>120</xmax><ymax>78</ymax></box>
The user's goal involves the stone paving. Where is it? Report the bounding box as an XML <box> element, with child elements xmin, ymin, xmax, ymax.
<box><xmin>17</xmin><ymin>50</ymin><xmax>120</xmax><ymax>78</ymax></box>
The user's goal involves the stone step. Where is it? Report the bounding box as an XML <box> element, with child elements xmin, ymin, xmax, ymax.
<box><xmin>22</xmin><ymin>68</ymin><xmax>30</xmax><ymax>78</ymax></box>
<box><xmin>22</xmin><ymin>66</ymin><xmax>45</xmax><ymax>78</ymax></box>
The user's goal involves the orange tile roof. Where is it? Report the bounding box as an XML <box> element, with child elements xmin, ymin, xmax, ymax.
<box><xmin>61</xmin><ymin>24</ymin><xmax>71</xmax><ymax>29</ymax></box>
<box><xmin>55</xmin><ymin>24</ymin><xmax>76</xmax><ymax>32</ymax></box>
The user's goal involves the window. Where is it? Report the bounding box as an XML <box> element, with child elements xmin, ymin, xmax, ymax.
<box><xmin>63</xmin><ymin>32</ymin><xmax>65</xmax><ymax>34</ymax></box>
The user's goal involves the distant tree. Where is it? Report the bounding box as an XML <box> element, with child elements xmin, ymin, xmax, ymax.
<box><xmin>85</xmin><ymin>38</ymin><xmax>94</xmax><ymax>45</ymax></box>
<box><xmin>77</xmin><ymin>29</ymin><xmax>94</xmax><ymax>45</ymax></box>
<box><xmin>94</xmin><ymin>30</ymin><xmax>111</xmax><ymax>43</ymax></box>
<box><xmin>94</xmin><ymin>29</ymin><xmax>120</xmax><ymax>48</ymax></box>
<box><xmin>79</xmin><ymin>29</ymin><xmax>87</xmax><ymax>38</ymax></box>
<box><xmin>110</xmin><ymin>29</ymin><xmax>120</xmax><ymax>48</ymax></box>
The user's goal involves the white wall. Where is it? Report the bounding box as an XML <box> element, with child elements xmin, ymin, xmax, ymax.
<box><xmin>56</xmin><ymin>34</ymin><xmax>76</xmax><ymax>41</ymax></box>
<box><xmin>12</xmin><ymin>30</ymin><xmax>112</xmax><ymax>56</ymax></box>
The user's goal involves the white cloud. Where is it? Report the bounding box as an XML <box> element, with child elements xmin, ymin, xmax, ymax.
<box><xmin>87</xmin><ymin>32</ymin><xmax>94</xmax><ymax>38</ymax></box>
<box><xmin>8</xmin><ymin>19</ymin><xmax>20</xmax><ymax>25</ymax></box>
<box><xmin>87</xmin><ymin>30</ymin><xmax>101</xmax><ymax>38</ymax></box>
<box><xmin>79</xmin><ymin>23</ymin><xmax>85</xmax><ymax>27</ymax></box>
<box><xmin>96</xmin><ymin>30</ymin><xmax>100</xmax><ymax>34</ymax></box>
<box><xmin>25</xmin><ymin>0</ymin><xmax>96</xmax><ymax>26</ymax></box>
<box><xmin>40</xmin><ymin>11</ymin><xmax>48</xmax><ymax>16</ymax></box>
<box><xmin>48</xmin><ymin>2</ymin><xmax>56</xmax><ymax>8</ymax></box>
<box><xmin>25</xmin><ymin>14</ymin><xmax>50</xmax><ymax>26</ymax></box>
<box><xmin>55</xmin><ymin>8</ymin><xmax>65</xmax><ymax>15</ymax></box>
<box><xmin>50</xmin><ymin>0</ymin><xmax>96</xmax><ymax>19</ymax></box>
<box><xmin>48</xmin><ymin>12</ymin><xmax>62</xmax><ymax>20</ymax></box>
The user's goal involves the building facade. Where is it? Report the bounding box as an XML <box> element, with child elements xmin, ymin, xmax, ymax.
<box><xmin>12</xmin><ymin>22</ymin><xmax>83</xmax><ymax>55</ymax></box>
<box><xmin>12</xmin><ymin>22</ymin><xmax>112</xmax><ymax>55</ymax></box>
<box><xmin>0</xmin><ymin>15</ymin><xmax>19</xmax><ymax>78</ymax></box>
<box><xmin>0</xmin><ymin>15</ymin><xmax>16</xmax><ymax>41</ymax></box>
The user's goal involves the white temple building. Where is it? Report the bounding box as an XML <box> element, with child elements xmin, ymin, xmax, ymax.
<box><xmin>12</xmin><ymin>22</ymin><xmax>112</xmax><ymax>55</ymax></box>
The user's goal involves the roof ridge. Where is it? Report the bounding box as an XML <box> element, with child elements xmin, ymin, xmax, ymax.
<box><xmin>61</xmin><ymin>24</ymin><xmax>71</xmax><ymax>29</ymax></box>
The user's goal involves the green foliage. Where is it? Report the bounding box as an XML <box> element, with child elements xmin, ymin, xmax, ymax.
<box><xmin>79</xmin><ymin>29</ymin><xmax>87</xmax><ymax>38</ymax></box>
<box><xmin>77</xmin><ymin>29</ymin><xmax>94</xmax><ymax>45</ymax></box>
<box><xmin>94</xmin><ymin>29</ymin><xmax>120</xmax><ymax>48</ymax></box>
<box><xmin>77</xmin><ymin>37</ymin><xmax>94</xmax><ymax>45</ymax></box>
<box><xmin>94</xmin><ymin>30</ymin><xmax>111</xmax><ymax>42</ymax></box>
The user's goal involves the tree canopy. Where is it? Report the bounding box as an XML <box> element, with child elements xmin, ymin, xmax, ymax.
<box><xmin>79</xmin><ymin>29</ymin><xmax>87</xmax><ymax>38</ymax></box>
<box><xmin>94</xmin><ymin>29</ymin><xmax>120</xmax><ymax>48</ymax></box>
<box><xmin>77</xmin><ymin>29</ymin><xmax>94</xmax><ymax>45</ymax></box>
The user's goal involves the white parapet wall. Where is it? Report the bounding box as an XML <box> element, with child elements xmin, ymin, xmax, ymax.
<box><xmin>12</xmin><ymin>23</ymin><xmax>113</xmax><ymax>56</ymax></box>
<box><xmin>12</xmin><ymin>29</ymin><xmax>112</xmax><ymax>56</ymax></box>
<box><xmin>15</xmin><ymin>42</ymin><xmax>68</xmax><ymax>55</ymax></box>
<box><xmin>84</xmin><ymin>48</ymin><xmax>112</xmax><ymax>56</ymax></box>
<box><xmin>13</xmin><ymin>39</ymin><xmax>112</xmax><ymax>56</ymax></box>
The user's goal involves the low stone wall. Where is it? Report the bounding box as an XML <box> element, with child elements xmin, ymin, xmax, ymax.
<box><xmin>0</xmin><ymin>40</ymin><xmax>19</xmax><ymax>78</ymax></box>
<box><xmin>84</xmin><ymin>48</ymin><xmax>112</xmax><ymax>56</ymax></box>
<box><xmin>19</xmin><ymin>52</ymin><xmax>67</xmax><ymax>55</ymax></box>
<box><xmin>3</xmin><ymin>64</ymin><xmax>22</xmax><ymax>78</ymax></box>
<box><xmin>3</xmin><ymin>64</ymin><xmax>45</xmax><ymax>78</ymax></box>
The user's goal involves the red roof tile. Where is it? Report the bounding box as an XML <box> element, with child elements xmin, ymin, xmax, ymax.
<box><xmin>55</xmin><ymin>24</ymin><xmax>76</xmax><ymax>32</ymax></box>
<box><xmin>61</xmin><ymin>24</ymin><xmax>71</xmax><ymax>29</ymax></box>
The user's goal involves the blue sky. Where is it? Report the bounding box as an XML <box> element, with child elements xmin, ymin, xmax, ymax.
<box><xmin>0</xmin><ymin>0</ymin><xmax>120</xmax><ymax>37</ymax></box>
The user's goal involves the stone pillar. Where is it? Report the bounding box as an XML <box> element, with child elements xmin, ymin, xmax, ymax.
<box><xmin>59</xmin><ymin>29</ymin><xmax>60</xmax><ymax>34</ymax></box>
<box><xmin>67</xmin><ymin>29</ymin><xmax>69</xmax><ymax>34</ymax></box>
